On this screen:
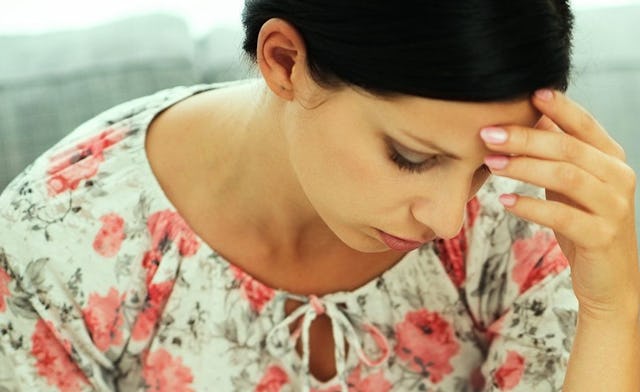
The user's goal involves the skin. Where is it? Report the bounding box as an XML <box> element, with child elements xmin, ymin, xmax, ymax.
<box><xmin>147</xmin><ymin>17</ymin><xmax>640</xmax><ymax>388</ymax></box>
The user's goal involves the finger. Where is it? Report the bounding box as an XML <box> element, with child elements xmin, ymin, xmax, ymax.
<box><xmin>532</xmin><ymin>89</ymin><xmax>627</xmax><ymax>161</ymax></box>
<box><xmin>486</xmin><ymin>156</ymin><xmax>624</xmax><ymax>218</ymax></box>
<box><xmin>534</xmin><ymin>115</ymin><xmax>562</xmax><ymax>133</ymax></box>
<box><xmin>480</xmin><ymin>125</ymin><xmax>629</xmax><ymax>186</ymax></box>
<box><xmin>499</xmin><ymin>194</ymin><xmax>613</xmax><ymax>250</ymax></box>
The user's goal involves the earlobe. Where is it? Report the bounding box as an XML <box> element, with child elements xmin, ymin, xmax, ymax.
<box><xmin>256</xmin><ymin>18</ymin><xmax>307</xmax><ymax>100</ymax></box>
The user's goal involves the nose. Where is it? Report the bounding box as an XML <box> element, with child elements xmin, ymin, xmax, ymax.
<box><xmin>410</xmin><ymin>179</ymin><xmax>472</xmax><ymax>240</ymax></box>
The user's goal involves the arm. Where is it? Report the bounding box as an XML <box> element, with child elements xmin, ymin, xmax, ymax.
<box><xmin>564</xmin><ymin>301</ymin><xmax>640</xmax><ymax>391</ymax></box>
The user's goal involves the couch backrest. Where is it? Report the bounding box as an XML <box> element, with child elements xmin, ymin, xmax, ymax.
<box><xmin>0</xmin><ymin>14</ymin><xmax>198</xmax><ymax>189</ymax></box>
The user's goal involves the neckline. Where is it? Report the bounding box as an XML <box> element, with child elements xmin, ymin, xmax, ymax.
<box><xmin>134</xmin><ymin>81</ymin><xmax>434</xmax><ymax>301</ymax></box>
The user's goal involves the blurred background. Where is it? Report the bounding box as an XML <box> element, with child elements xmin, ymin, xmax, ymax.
<box><xmin>0</xmin><ymin>0</ymin><xmax>639</xmax><ymax>244</ymax></box>
<box><xmin>1</xmin><ymin>0</ymin><xmax>639</xmax><ymax>36</ymax></box>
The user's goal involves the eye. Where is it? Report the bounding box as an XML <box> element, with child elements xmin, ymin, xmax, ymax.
<box><xmin>388</xmin><ymin>142</ymin><xmax>441</xmax><ymax>174</ymax></box>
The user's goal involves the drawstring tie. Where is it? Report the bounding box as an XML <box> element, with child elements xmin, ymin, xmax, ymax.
<box><xmin>266</xmin><ymin>294</ymin><xmax>390</xmax><ymax>392</ymax></box>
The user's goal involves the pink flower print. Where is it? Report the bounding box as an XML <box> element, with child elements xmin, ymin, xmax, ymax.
<box><xmin>394</xmin><ymin>309</ymin><xmax>460</xmax><ymax>384</ymax></box>
<box><xmin>93</xmin><ymin>213</ymin><xmax>126</xmax><ymax>257</ymax></box>
<box><xmin>141</xmin><ymin>249</ymin><xmax>163</xmax><ymax>287</ymax></box>
<box><xmin>493</xmin><ymin>351</ymin><xmax>525</xmax><ymax>390</ymax></box>
<box><xmin>434</xmin><ymin>197</ymin><xmax>480</xmax><ymax>288</ymax></box>
<box><xmin>46</xmin><ymin>158</ymin><xmax>100</xmax><ymax>196</ymax></box>
<box><xmin>486</xmin><ymin>315</ymin><xmax>506</xmax><ymax>344</ymax></box>
<box><xmin>255</xmin><ymin>365</ymin><xmax>289</xmax><ymax>392</ymax></box>
<box><xmin>346</xmin><ymin>364</ymin><xmax>392</xmax><ymax>392</ymax></box>
<box><xmin>146</xmin><ymin>210</ymin><xmax>200</xmax><ymax>257</ymax></box>
<box><xmin>82</xmin><ymin>288</ymin><xmax>125</xmax><ymax>352</ymax></box>
<box><xmin>435</xmin><ymin>235</ymin><xmax>466</xmax><ymax>288</ymax></box>
<box><xmin>46</xmin><ymin>127</ymin><xmax>126</xmax><ymax>196</ymax></box>
<box><xmin>512</xmin><ymin>231</ymin><xmax>568</xmax><ymax>294</ymax></box>
<box><xmin>141</xmin><ymin>210</ymin><xmax>200</xmax><ymax>285</ymax></box>
<box><xmin>0</xmin><ymin>267</ymin><xmax>11</xmax><ymax>313</ymax></box>
<box><xmin>131</xmin><ymin>280</ymin><xmax>175</xmax><ymax>341</ymax></box>
<box><xmin>470</xmin><ymin>365</ymin><xmax>486</xmax><ymax>391</ymax></box>
<box><xmin>466</xmin><ymin>196</ymin><xmax>481</xmax><ymax>228</ymax></box>
<box><xmin>230</xmin><ymin>265</ymin><xmax>275</xmax><ymax>313</ymax></box>
<box><xmin>31</xmin><ymin>319</ymin><xmax>90</xmax><ymax>392</ymax></box>
<box><xmin>143</xmin><ymin>348</ymin><xmax>194</xmax><ymax>392</ymax></box>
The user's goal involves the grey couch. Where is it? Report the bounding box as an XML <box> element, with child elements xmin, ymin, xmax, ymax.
<box><xmin>0</xmin><ymin>13</ymin><xmax>252</xmax><ymax>190</ymax></box>
<box><xmin>1</xmin><ymin>8</ymin><xmax>639</xmax><ymax>243</ymax></box>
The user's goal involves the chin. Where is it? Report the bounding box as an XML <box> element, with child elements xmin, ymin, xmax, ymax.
<box><xmin>338</xmin><ymin>240</ymin><xmax>384</xmax><ymax>254</ymax></box>
<box><xmin>341</xmin><ymin>233</ymin><xmax>395</xmax><ymax>254</ymax></box>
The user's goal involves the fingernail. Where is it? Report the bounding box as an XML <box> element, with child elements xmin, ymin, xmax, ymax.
<box><xmin>484</xmin><ymin>155</ymin><xmax>509</xmax><ymax>170</ymax></box>
<box><xmin>535</xmin><ymin>89</ymin><xmax>553</xmax><ymax>101</ymax></box>
<box><xmin>480</xmin><ymin>127</ymin><xmax>508</xmax><ymax>144</ymax></box>
<box><xmin>499</xmin><ymin>194</ymin><xmax>518</xmax><ymax>207</ymax></box>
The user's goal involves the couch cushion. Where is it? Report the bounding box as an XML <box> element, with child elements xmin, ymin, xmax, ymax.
<box><xmin>0</xmin><ymin>13</ymin><xmax>198</xmax><ymax>190</ymax></box>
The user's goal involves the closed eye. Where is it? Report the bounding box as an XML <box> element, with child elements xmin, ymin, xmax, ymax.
<box><xmin>388</xmin><ymin>142</ymin><xmax>442</xmax><ymax>174</ymax></box>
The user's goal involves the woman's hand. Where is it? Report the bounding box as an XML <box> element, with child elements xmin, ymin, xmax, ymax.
<box><xmin>480</xmin><ymin>89</ymin><xmax>640</xmax><ymax>321</ymax></box>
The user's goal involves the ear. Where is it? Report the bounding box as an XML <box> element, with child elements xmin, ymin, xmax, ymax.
<box><xmin>256</xmin><ymin>18</ymin><xmax>308</xmax><ymax>100</ymax></box>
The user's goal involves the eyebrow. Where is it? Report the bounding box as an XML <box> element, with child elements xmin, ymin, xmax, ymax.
<box><xmin>398</xmin><ymin>129</ymin><xmax>462</xmax><ymax>160</ymax></box>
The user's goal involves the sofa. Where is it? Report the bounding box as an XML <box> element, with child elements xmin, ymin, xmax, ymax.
<box><xmin>1</xmin><ymin>7</ymin><xmax>639</xmax><ymax>243</ymax></box>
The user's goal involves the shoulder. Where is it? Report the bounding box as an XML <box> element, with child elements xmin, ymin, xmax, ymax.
<box><xmin>0</xmin><ymin>86</ymin><xmax>215</xmax><ymax>371</ymax></box>
<box><xmin>0</xmin><ymin>84</ymin><xmax>212</xmax><ymax>276</ymax></box>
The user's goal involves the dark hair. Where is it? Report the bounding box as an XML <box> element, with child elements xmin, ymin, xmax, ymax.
<box><xmin>242</xmin><ymin>1</ymin><xmax>574</xmax><ymax>102</ymax></box>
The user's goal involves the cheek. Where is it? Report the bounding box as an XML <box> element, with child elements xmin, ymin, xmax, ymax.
<box><xmin>315</xmin><ymin>138</ymin><xmax>380</xmax><ymax>196</ymax></box>
<box><xmin>289</xmin><ymin>125</ymin><xmax>388</xmax><ymax>213</ymax></box>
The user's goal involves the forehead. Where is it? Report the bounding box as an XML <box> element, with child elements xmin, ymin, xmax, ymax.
<box><xmin>369</xmin><ymin>93</ymin><xmax>541</xmax><ymax>132</ymax></box>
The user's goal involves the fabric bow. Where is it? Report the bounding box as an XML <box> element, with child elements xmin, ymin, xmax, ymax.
<box><xmin>266</xmin><ymin>294</ymin><xmax>390</xmax><ymax>392</ymax></box>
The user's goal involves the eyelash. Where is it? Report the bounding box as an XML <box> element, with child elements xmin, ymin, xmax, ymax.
<box><xmin>389</xmin><ymin>147</ymin><xmax>441</xmax><ymax>174</ymax></box>
<box><xmin>388</xmin><ymin>145</ymin><xmax>493</xmax><ymax>178</ymax></box>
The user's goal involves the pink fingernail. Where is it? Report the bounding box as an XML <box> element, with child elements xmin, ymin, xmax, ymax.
<box><xmin>484</xmin><ymin>155</ymin><xmax>509</xmax><ymax>170</ymax></box>
<box><xmin>535</xmin><ymin>89</ymin><xmax>553</xmax><ymax>101</ymax></box>
<box><xmin>499</xmin><ymin>194</ymin><xmax>518</xmax><ymax>207</ymax></box>
<box><xmin>480</xmin><ymin>127</ymin><xmax>508</xmax><ymax>144</ymax></box>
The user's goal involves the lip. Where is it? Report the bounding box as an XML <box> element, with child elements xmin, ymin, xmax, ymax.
<box><xmin>377</xmin><ymin>230</ymin><xmax>425</xmax><ymax>251</ymax></box>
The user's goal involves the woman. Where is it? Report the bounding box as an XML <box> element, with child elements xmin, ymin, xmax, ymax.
<box><xmin>0</xmin><ymin>0</ymin><xmax>638</xmax><ymax>391</ymax></box>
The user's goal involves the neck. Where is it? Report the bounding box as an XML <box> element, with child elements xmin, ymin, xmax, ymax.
<box><xmin>205</xmin><ymin>79</ymin><xmax>348</xmax><ymax>261</ymax></box>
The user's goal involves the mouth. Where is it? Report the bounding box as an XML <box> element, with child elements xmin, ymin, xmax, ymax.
<box><xmin>377</xmin><ymin>229</ymin><xmax>426</xmax><ymax>251</ymax></box>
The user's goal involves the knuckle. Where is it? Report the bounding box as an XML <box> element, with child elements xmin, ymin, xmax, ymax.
<box><xmin>617</xmin><ymin>163</ymin><xmax>637</xmax><ymax>195</ymax></box>
<box><xmin>583</xmin><ymin>219</ymin><xmax>616</xmax><ymax>249</ymax></box>
<box><xmin>598</xmin><ymin>223</ymin><xmax>618</xmax><ymax>247</ymax></box>
<box><xmin>550</xmin><ymin>208</ymin><xmax>571</xmax><ymax>232</ymax></box>
<box><xmin>556</xmin><ymin>165</ymin><xmax>580</xmax><ymax>188</ymax></box>
<box><xmin>560</xmin><ymin>137</ymin><xmax>580</xmax><ymax>161</ymax></box>
<box><xmin>517</xmin><ymin>127</ymin><xmax>532</xmax><ymax>150</ymax></box>
<box><xmin>610</xmin><ymin>195</ymin><xmax>631</xmax><ymax>221</ymax></box>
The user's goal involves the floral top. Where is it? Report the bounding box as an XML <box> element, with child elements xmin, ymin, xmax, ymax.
<box><xmin>0</xmin><ymin>81</ymin><xmax>578</xmax><ymax>392</ymax></box>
